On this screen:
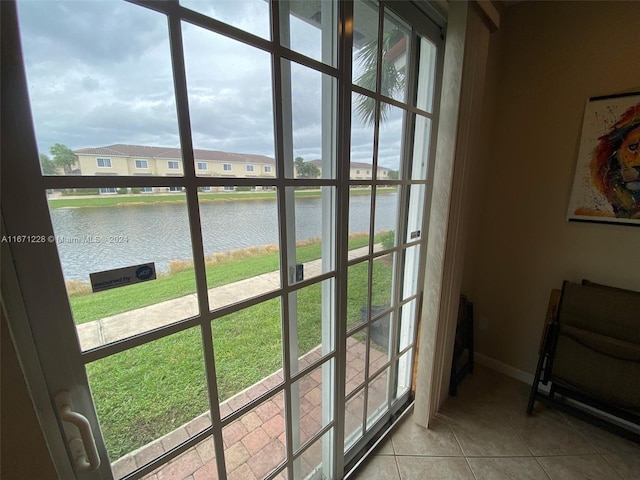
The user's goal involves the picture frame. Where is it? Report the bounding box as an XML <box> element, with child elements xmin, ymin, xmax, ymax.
<box><xmin>567</xmin><ymin>91</ymin><xmax>640</xmax><ymax>225</ymax></box>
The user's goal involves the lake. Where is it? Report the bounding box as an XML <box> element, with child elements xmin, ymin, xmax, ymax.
<box><xmin>50</xmin><ymin>193</ymin><xmax>399</xmax><ymax>280</ymax></box>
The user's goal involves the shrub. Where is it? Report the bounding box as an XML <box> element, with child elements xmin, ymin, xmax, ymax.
<box><xmin>65</xmin><ymin>279</ymin><xmax>92</xmax><ymax>296</ymax></box>
<box><xmin>380</xmin><ymin>230</ymin><xmax>395</xmax><ymax>250</ymax></box>
<box><xmin>61</xmin><ymin>188</ymin><xmax>100</xmax><ymax>196</ymax></box>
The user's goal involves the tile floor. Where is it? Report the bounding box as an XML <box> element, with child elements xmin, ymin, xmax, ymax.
<box><xmin>351</xmin><ymin>365</ymin><xmax>640</xmax><ymax>480</ymax></box>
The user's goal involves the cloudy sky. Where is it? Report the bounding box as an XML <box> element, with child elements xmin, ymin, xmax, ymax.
<box><xmin>17</xmin><ymin>0</ymin><xmax>405</xmax><ymax>168</ymax></box>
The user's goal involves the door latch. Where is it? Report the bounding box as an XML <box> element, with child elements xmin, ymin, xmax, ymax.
<box><xmin>55</xmin><ymin>391</ymin><xmax>101</xmax><ymax>473</ymax></box>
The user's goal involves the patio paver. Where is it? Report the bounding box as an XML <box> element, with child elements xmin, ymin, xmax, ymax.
<box><xmin>111</xmin><ymin>338</ymin><xmax>389</xmax><ymax>480</ymax></box>
<box><xmin>100</xmin><ymin>243</ymin><xmax>389</xmax><ymax>479</ymax></box>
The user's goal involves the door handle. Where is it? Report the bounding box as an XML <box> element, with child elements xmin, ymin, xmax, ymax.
<box><xmin>55</xmin><ymin>391</ymin><xmax>101</xmax><ymax>473</ymax></box>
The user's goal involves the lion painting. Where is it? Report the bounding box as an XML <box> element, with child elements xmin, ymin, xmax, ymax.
<box><xmin>587</xmin><ymin>103</ymin><xmax>640</xmax><ymax>219</ymax></box>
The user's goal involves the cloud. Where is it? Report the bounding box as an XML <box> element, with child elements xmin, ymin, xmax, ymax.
<box><xmin>18</xmin><ymin>1</ymin><xmax>166</xmax><ymax>66</ymax></box>
<box><xmin>181</xmin><ymin>0</ymin><xmax>271</xmax><ymax>40</ymax></box>
<box><xmin>181</xmin><ymin>21</ymin><xmax>275</xmax><ymax>155</ymax></box>
<box><xmin>17</xmin><ymin>0</ymin><xmax>396</xmax><ymax>169</ymax></box>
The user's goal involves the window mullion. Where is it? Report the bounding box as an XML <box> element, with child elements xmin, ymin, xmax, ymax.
<box><xmin>166</xmin><ymin>7</ymin><xmax>227</xmax><ymax>480</ymax></box>
<box><xmin>334</xmin><ymin>0</ymin><xmax>355</xmax><ymax>476</ymax></box>
<box><xmin>270</xmin><ymin>3</ymin><xmax>300</xmax><ymax>480</ymax></box>
<box><xmin>320</xmin><ymin>1</ymin><xmax>339</xmax><ymax>477</ymax></box>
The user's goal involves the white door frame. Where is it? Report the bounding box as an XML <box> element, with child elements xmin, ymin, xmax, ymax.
<box><xmin>1</xmin><ymin>0</ymin><xmax>456</xmax><ymax>478</ymax></box>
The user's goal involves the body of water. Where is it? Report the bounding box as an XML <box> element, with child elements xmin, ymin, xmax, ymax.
<box><xmin>51</xmin><ymin>193</ymin><xmax>399</xmax><ymax>280</ymax></box>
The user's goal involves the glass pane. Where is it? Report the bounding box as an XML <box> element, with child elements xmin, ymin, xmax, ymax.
<box><xmin>395</xmin><ymin>349</ymin><xmax>414</xmax><ymax>401</ymax></box>
<box><xmin>346</xmin><ymin>332</ymin><xmax>367</xmax><ymax>396</ymax></box>
<box><xmin>344</xmin><ymin>388</ymin><xmax>365</xmax><ymax>450</ymax></box>
<box><xmin>136</xmin><ymin>435</ymin><xmax>216</xmax><ymax>480</ymax></box>
<box><xmin>398</xmin><ymin>300</ymin><xmax>417</xmax><ymax>352</ymax></box>
<box><xmin>182</xmin><ymin>22</ymin><xmax>275</xmax><ymax>172</ymax></box>
<box><xmin>222</xmin><ymin>392</ymin><xmax>286</xmax><ymax>479</ymax></box>
<box><xmin>213</xmin><ymin>299</ymin><xmax>283</xmax><ymax>417</ymax></box>
<box><xmin>417</xmin><ymin>37</ymin><xmax>437</xmax><ymax>112</ymax></box>
<box><xmin>280</xmin><ymin>0</ymin><xmax>337</xmax><ymax>67</ymax></box>
<box><xmin>193</xmin><ymin>153</ymin><xmax>276</xmax><ymax>178</ymax></box>
<box><xmin>401</xmin><ymin>245</ymin><xmax>421</xmax><ymax>300</ymax></box>
<box><xmin>405</xmin><ymin>184</ymin><xmax>425</xmax><ymax>243</ymax></box>
<box><xmin>293</xmin><ymin>360</ymin><xmax>333</xmax><ymax>450</ymax></box>
<box><xmin>348</xmin><ymin>187</ymin><xmax>372</xmax><ymax>259</ymax></box>
<box><xmin>298</xmin><ymin>428</ymin><xmax>332</xmax><ymax>479</ymax></box>
<box><xmin>368</xmin><ymin>310</ymin><xmax>392</xmax><ymax>375</ymax></box>
<box><xmin>180</xmin><ymin>0</ymin><xmax>271</xmax><ymax>40</ymax></box>
<box><xmin>48</xmin><ymin>189</ymin><xmax>198</xmax><ymax>351</ymax></box>
<box><xmin>283</xmin><ymin>61</ymin><xmax>336</xmax><ymax>180</ymax></box>
<box><xmin>377</xmin><ymin>102</ymin><xmax>405</xmax><ymax>176</ymax></box>
<box><xmin>352</xmin><ymin>0</ymin><xmax>379</xmax><ymax>90</ymax></box>
<box><xmin>198</xmin><ymin>186</ymin><xmax>281</xmax><ymax>310</ymax></box>
<box><xmin>351</xmin><ymin>92</ymin><xmax>376</xmax><ymax>178</ymax></box>
<box><xmin>287</xmin><ymin>187</ymin><xmax>335</xmax><ymax>282</ymax></box>
<box><xmin>291</xmin><ymin>279</ymin><xmax>334</xmax><ymax>370</ymax></box>
<box><xmin>16</xmin><ymin>1</ymin><xmax>181</xmax><ymax>176</ymax></box>
<box><xmin>86</xmin><ymin>328</ymin><xmax>208</xmax><ymax>470</ymax></box>
<box><xmin>374</xmin><ymin>186</ymin><xmax>400</xmax><ymax>248</ymax></box>
<box><xmin>346</xmin><ymin>261</ymin><xmax>369</xmax><ymax>331</ymax></box>
<box><xmin>372</xmin><ymin>252</ymin><xmax>395</xmax><ymax>309</ymax></box>
<box><xmin>411</xmin><ymin>114</ymin><xmax>432</xmax><ymax>180</ymax></box>
<box><xmin>366</xmin><ymin>368</ymin><xmax>389</xmax><ymax>429</ymax></box>
<box><xmin>381</xmin><ymin>11</ymin><xmax>409</xmax><ymax>103</ymax></box>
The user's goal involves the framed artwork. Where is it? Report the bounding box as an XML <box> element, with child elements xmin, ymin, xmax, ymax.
<box><xmin>567</xmin><ymin>91</ymin><xmax>640</xmax><ymax>225</ymax></box>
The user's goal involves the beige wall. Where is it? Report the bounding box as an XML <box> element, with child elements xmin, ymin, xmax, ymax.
<box><xmin>77</xmin><ymin>155</ymin><xmax>278</xmax><ymax>178</ymax></box>
<box><xmin>463</xmin><ymin>1</ymin><xmax>640</xmax><ymax>375</ymax></box>
<box><xmin>77</xmin><ymin>155</ymin><xmax>130</xmax><ymax>175</ymax></box>
<box><xmin>155</xmin><ymin>158</ymin><xmax>183</xmax><ymax>176</ymax></box>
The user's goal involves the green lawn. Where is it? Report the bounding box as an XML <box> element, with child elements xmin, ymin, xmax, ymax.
<box><xmin>80</xmin><ymin>236</ymin><xmax>393</xmax><ymax>460</ymax></box>
<box><xmin>70</xmin><ymin>236</ymin><xmax>371</xmax><ymax>324</ymax></box>
<box><xmin>48</xmin><ymin>187</ymin><xmax>392</xmax><ymax>209</ymax></box>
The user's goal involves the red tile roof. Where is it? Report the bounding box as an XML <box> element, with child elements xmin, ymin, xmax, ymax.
<box><xmin>309</xmin><ymin>159</ymin><xmax>383</xmax><ymax>170</ymax></box>
<box><xmin>75</xmin><ymin>144</ymin><xmax>276</xmax><ymax>164</ymax></box>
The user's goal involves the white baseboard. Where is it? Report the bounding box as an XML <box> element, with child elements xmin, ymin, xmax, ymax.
<box><xmin>475</xmin><ymin>353</ymin><xmax>640</xmax><ymax>434</ymax></box>
<box><xmin>475</xmin><ymin>352</ymin><xmax>534</xmax><ymax>385</ymax></box>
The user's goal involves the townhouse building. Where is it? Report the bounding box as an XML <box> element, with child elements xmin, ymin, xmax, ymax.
<box><xmin>72</xmin><ymin>144</ymin><xmax>389</xmax><ymax>192</ymax></box>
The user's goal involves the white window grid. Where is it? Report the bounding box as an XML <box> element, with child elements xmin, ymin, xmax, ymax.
<box><xmin>16</xmin><ymin>1</ymin><xmax>444</xmax><ymax>475</ymax></box>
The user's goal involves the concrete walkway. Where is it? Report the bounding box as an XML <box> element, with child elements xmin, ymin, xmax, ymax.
<box><xmin>77</xmin><ymin>245</ymin><xmax>380</xmax><ymax>351</ymax></box>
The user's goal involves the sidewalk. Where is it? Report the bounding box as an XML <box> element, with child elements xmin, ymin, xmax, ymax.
<box><xmin>84</xmin><ymin>244</ymin><xmax>387</xmax><ymax>479</ymax></box>
<box><xmin>76</xmin><ymin>245</ymin><xmax>379</xmax><ymax>351</ymax></box>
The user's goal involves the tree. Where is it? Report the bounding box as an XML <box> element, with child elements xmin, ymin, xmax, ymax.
<box><xmin>387</xmin><ymin>169</ymin><xmax>399</xmax><ymax>180</ymax></box>
<box><xmin>50</xmin><ymin>143</ymin><xmax>78</xmax><ymax>174</ymax></box>
<box><xmin>353</xmin><ymin>29</ymin><xmax>406</xmax><ymax>126</ymax></box>
<box><xmin>39</xmin><ymin>153</ymin><xmax>58</xmax><ymax>175</ymax></box>
<box><xmin>294</xmin><ymin>157</ymin><xmax>320</xmax><ymax>179</ymax></box>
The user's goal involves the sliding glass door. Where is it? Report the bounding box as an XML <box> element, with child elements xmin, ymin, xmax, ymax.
<box><xmin>4</xmin><ymin>1</ymin><xmax>442</xmax><ymax>478</ymax></box>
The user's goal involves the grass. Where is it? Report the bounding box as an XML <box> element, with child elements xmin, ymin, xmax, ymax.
<box><xmin>48</xmin><ymin>187</ymin><xmax>394</xmax><ymax>209</ymax></box>
<box><xmin>69</xmin><ymin>235</ymin><xmax>371</xmax><ymax>324</ymax></box>
<box><xmin>79</xmin><ymin>235</ymin><xmax>393</xmax><ymax>459</ymax></box>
